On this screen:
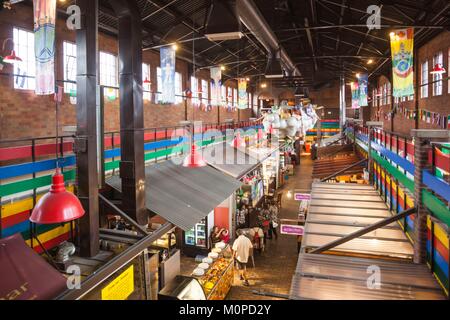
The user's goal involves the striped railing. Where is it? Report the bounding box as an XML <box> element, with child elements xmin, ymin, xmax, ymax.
<box><xmin>347</xmin><ymin>121</ymin><xmax>449</xmax><ymax>294</ymax></box>
<box><xmin>0</xmin><ymin>119</ymin><xmax>263</xmax><ymax>253</ymax></box>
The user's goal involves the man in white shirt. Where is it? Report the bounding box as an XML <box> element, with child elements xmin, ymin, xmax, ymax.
<box><xmin>232</xmin><ymin>229</ymin><xmax>253</xmax><ymax>286</ymax></box>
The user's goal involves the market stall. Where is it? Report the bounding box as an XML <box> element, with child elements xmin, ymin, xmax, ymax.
<box><xmin>159</xmin><ymin>242</ymin><xmax>234</xmax><ymax>300</ymax></box>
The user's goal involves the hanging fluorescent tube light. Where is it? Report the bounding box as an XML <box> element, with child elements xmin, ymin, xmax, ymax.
<box><xmin>205</xmin><ymin>0</ymin><xmax>243</xmax><ymax>41</ymax></box>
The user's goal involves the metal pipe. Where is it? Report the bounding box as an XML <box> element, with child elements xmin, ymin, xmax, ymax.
<box><xmin>237</xmin><ymin>0</ymin><xmax>300</xmax><ymax>76</ymax></box>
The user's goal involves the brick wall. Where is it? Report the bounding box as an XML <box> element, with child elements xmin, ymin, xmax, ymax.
<box><xmin>0</xmin><ymin>4</ymin><xmax>252</xmax><ymax>140</ymax></box>
<box><xmin>370</xmin><ymin>31</ymin><xmax>450</xmax><ymax>136</ymax></box>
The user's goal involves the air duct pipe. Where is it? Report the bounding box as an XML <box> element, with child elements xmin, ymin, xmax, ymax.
<box><xmin>237</xmin><ymin>0</ymin><xmax>301</xmax><ymax>77</ymax></box>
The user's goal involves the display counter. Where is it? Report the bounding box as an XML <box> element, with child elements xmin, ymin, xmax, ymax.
<box><xmin>191</xmin><ymin>245</ymin><xmax>234</xmax><ymax>300</ymax></box>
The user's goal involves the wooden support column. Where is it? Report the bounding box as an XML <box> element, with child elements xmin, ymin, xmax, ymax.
<box><xmin>76</xmin><ymin>0</ymin><xmax>100</xmax><ymax>257</ymax></box>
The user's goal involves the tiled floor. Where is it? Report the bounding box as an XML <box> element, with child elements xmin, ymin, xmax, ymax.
<box><xmin>180</xmin><ymin>155</ymin><xmax>314</xmax><ymax>300</ymax></box>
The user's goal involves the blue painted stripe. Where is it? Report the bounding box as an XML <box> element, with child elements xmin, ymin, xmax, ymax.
<box><xmin>371</xmin><ymin>142</ymin><xmax>415</xmax><ymax>175</ymax></box>
<box><xmin>0</xmin><ymin>156</ymin><xmax>76</xmax><ymax>180</ymax></box>
<box><xmin>423</xmin><ymin>170</ymin><xmax>450</xmax><ymax>202</ymax></box>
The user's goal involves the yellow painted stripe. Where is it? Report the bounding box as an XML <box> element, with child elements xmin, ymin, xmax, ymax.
<box><xmin>406</xmin><ymin>195</ymin><xmax>414</xmax><ymax>208</ymax></box>
<box><xmin>25</xmin><ymin>223</ymin><xmax>71</xmax><ymax>247</ymax></box>
<box><xmin>427</xmin><ymin>216</ymin><xmax>449</xmax><ymax>249</ymax></box>
<box><xmin>1</xmin><ymin>186</ymin><xmax>74</xmax><ymax>218</ymax></box>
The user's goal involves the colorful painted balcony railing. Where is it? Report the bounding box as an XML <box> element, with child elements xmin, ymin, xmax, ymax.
<box><xmin>348</xmin><ymin>123</ymin><xmax>449</xmax><ymax>293</ymax></box>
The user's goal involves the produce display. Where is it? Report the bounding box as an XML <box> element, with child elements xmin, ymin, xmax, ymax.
<box><xmin>192</xmin><ymin>245</ymin><xmax>234</xmax><ymax>300</ymax></box>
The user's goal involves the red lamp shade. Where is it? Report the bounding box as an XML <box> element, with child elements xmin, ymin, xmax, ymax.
<box><xmin>231</xmin><ymin>131</ymin><xmax>246</xmax><ymax>148</ymax></box>
<box><xmin>143</xmin><ymin>77</ymin><xmax>151</xmax><ymax>85</ymax></box>
<box><xmin>183</xmin><ymin>144</ymin><xmax>207</xmax><ymax>168</ymax></box>
<box><xmin>430</xmin><ymin>63</ymin><xmax>446</xmax><ymax>75</ymax></box>
<box><xmin>30</xmin><ymin>169</ymin><xmax>85</xmax><ymax>224</ymax></box>
<box><xmin>3</xmin><ymin>50</ymin><xmax>22</xmax><ymax>64</ymax></box>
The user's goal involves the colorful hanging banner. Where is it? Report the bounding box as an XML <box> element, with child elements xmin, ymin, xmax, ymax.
<box><xmin>210</xmin><ymin>67</ymin><xmax>222</xmax><ymax>106</ymax></box>
<box><xmin>238</xmin><ymin>78</ymin><xmax>248</xmax><ymax>109</ymax></box>
<box><xmin>33</xmin><ymin>0</ymin><xmax>57</xmax><ymax>95</ymax></box>
<box><xmin>351</xmin><ymin>82</ymin><xmax>360</xmax><ymax>109</ymax></box>
<box><xmin>160</xmin><ymin>46</ymin><xmax>176</xmax><ymax>103</ymax></box>
<box><xmin>358</xmin><ymin>74</ymin><xmax>368</xmax><ymax>107</ymax></box>
<box><xmin>390</xmin><ymin>28</ymin><xmax>414</xmax><ymax>98</ymax></box>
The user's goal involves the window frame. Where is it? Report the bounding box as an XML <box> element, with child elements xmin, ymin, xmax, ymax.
<box><xmin>421</xmin><ymin>60</ymin><xmax>428</xmax><ymax>98</ymax></box>
<box><xmin>142</xmin><ymin>63</ymin><xmax>151</xmax><ymax>101</ymax></box>
<box><xmin>13</xmin><ymin>27</ymin><xmax>36</xmax><ymax>91</ymax></box>
<box><xmin>432</xmin><ymin>51</ymin><xmax>443</xmax><ymax>96</ymax></box>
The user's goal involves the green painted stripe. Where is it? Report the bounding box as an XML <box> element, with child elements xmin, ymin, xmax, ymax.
<box><xmin>422</xmin><ymin>190</ymin><xmax>450</xmax><ymax>226</ymax></box>
<box><xmin>0</xmin><ymin>169</ymin><xmax>76</xmax><ymax>198</ymax></box>
<box><xmin>371</xmin><ymin>150</ymin><xmax>414</xmax><ymax>193</ymax></box>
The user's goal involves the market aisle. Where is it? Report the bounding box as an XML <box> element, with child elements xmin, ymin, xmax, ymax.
<box><xmin>226</xmin><ymin>155</ymin><xmax>314</xmax><ymax>300</ymax></box>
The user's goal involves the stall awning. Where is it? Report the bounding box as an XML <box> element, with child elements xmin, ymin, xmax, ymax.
<box><xmin>0</xmin><ymin>234</ymin><xmax>66</xmax><ymax>300</ymax></box>
<box><xmin>202</xmin><ymin>142</ymin><xmax>260</xmax><ymax>179</ymax></box>
<box><xmin>107</xmin><ymin>160</ymin><xmax>241</xmax><ymax>231</ymax></box>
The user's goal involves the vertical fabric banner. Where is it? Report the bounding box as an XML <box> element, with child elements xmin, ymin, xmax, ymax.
<box><xmin>390</xmin><ymin>28</ymin><xmax>414</xmax><ymax>98</ymax></box>
<box><xmin>210</xmin><ymin>67</ymin><xmax>222</xmax><ymax>106</ymax></box>
<box><xmin>33</xmin><ymin>0</ymin><xmax>56</xmax><ymax>95</ymax></box>
<box><xmin>358</xmin><ymin>74</ymin><xmax>368</xmax><ymax>107</ymax></box>
<box><xmin>238</xmin><ymin>78</ymin><xmax>248</xmax><ymax>109</ymax></box>
<box><xmin>351</xmin><ymin>82</ymin><xmax>360</xmax><ymax>109</ymax></box>
<box><xmin>160</xmin><ymin>46</ymin><xmax>176</xmax><ymax>103</ymax></box>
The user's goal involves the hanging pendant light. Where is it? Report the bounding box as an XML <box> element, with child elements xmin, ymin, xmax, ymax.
<box><xmin>3</xmin><ymin>50</ymin><xmax>22</xmax><ymax>64</ymax></box>
<box><xmin>183</xmin><ymin>143</ymin><xmax>207</xmax><ymax>168</ymax></box>
<box><xmin>30</xmin><ymin>168</ymin><xmax>85</xmax><ymax>224</ymax></box>
<box><xmin>143</xmin><ymin>77</ymin><xmax>151</xmax><ymax>85</ymax></box>
<box><xmin>430</xmin><ymin>63</ymin><xmax>446</xmax><ymax>75</ymax></box>
<box><xmin>231</xmin><ymin>131</ymin><xmax>246</xmax><ymax>148</ymax></box>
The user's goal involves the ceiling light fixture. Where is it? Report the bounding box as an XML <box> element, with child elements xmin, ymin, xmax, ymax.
<box><xmin>367</xmin><ymin>59</ymin><xmax>373</xmax><ymax>65</ymax></box>
<box><xmin>430</xmin><ymin>63</ymin><xmax>446</xmax><ymax>75</ymax></box>
<box><xmin>265</xmin><ymin>54</ymin><xmax>284</xmax><ymax>79</ymax></box>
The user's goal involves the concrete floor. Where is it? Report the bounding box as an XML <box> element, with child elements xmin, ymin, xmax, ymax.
<box><xmin>179</xmin><ymin>155</ymin><xmax>314</xmax><ymax>300</ymax></box>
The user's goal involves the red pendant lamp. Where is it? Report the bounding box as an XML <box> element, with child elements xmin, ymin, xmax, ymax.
<box><xmin>30</xmin><ymin>168</ymin><xmax>85</xmax><ymax>224</ymax></box>
<box><xmin>3</xmin><ymin>50</ymin><xmax>22</xmax><ymax>64</ymax></box>
<box><xmin>143</xmin><ymin>77</ymin><xmax>151</xmax><ymax>85</ymax></box>
<box><xmin>430</xmin><ymin>63</ymin><xmax>446</xmax><ymax>75</ymax></box>
<box><xmin>183</xmin><ymin>143</ymin><xmax>207</xmax><ymax>168</ymax></box>
<box><xmin>231</xmin><ymin>131</ymin><xmax>246</xmax><ymax>148</ymax></box>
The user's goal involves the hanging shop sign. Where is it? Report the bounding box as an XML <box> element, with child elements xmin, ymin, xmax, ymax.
<box><xmin>351</xmin><ymin>82</ymin><xmax>360</xmax><ymax>109</ymax></box>
<box><xmin>210</xmin><ymin>67</ymin><xmax>222</xmax><ymax>106</ymax></box>
<box><xmin>33</xmin><ymin>0</ymin><xmax>57</xmax><ymax>95</ymax></box>
<box><xmin>358</xmin><ymin>74</ymin><xmax>368</xmax><ymax>107</ymax></box>
<box><xmin>238</xmin><ymin>78</ymin><xmax>248</xmax><ymax>109</ymax></box>
<box><xmin>160</xmin><ymin>46</ymin><xmax>176</xmax><ymax>103</ymax></box>
<box><xmin>390</xmin><ymin>28</ymin><xmax>414</xmax><ymax>98</ymax></box>
<box><xmin>280</xmin><ymin>224</ymin><xmax>304</xmax><ymax>236</ymax></box>
<box><xmin>294</xmin><ymin>193</ymin><xmax>311</xmax><ymax>201</ymax></box>
<box><xmin>101</xmin><ymin>265</ymin><xmax>134</xmax><ymax>300</ymax></box>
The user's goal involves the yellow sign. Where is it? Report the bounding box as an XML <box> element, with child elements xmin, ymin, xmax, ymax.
<box><xmin>101</xmin><ymin>265</ymin><xmax>134</xmax><ymax>300</ymax></box>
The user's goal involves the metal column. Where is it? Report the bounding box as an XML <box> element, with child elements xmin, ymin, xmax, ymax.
<box><xmin>339</xmin><ymin>74</ymin><xmax>346</xmax><ymax>132</ymax></box>
<box><xmin>75</xmin><ymin>0</ymin><xmax>100</xmax><ymax>257</ymax></box>
<box><xmin>110</xmin><ymin>0</ymin><xmax>147</xmax><ymax>225</ymax></box>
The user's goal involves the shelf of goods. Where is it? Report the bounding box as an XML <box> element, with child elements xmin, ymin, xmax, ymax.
<box><xmin>193</xmin><ymin>247</ymin><xmax>234</xmax><ymax>300</ymax></box>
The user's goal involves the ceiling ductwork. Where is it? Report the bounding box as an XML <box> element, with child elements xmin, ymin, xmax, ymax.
<box><xmin>205</xmin><ymin>0</ymin><xmax>244</xmax><ymax>41</ymax></box>
<box><xmin>237</xmin><ymin>0</ymin><xmax>301</xmax><ymax>77</ymax></box>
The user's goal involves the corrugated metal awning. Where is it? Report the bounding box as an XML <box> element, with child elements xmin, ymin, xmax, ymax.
<box><xmin>290</xmin><ymin>254</ymin><xmax>445</xmax><ymax>300</ymax></box>
<box><xmin>202</xmin><ymin>142</ymin><xmax>261</xmax><ymax>179</ymax></box>
<box><xmin>106</xmin><ymin>160</ymin><xmax>242</xmax><ymax>231</ymax></box>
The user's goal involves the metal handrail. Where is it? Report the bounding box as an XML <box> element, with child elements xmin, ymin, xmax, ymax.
<box><xmin>319</xmin><ymin>158</ymin><xmax>367</xmax><ymax>182</ymax></box>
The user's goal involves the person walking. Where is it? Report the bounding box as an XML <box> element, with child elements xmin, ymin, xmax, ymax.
<box><xmin>232</xmin><ymin>229</ymin><xmax>253</xmax><ymax>286</ymax></box>
<box><xmin>268</xmin><ymin>201</ymin><xmax>279</xmax><ymax>240</ymax></box>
